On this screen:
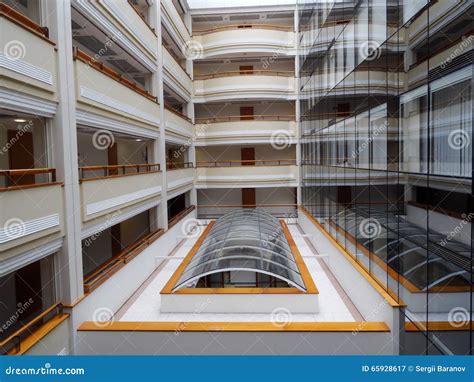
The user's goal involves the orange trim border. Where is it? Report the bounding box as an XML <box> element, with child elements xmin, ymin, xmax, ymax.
<box><xmin>78</xmin><ymin>320</ymin><xmax>389</xmax><ymax>332</ymax></box>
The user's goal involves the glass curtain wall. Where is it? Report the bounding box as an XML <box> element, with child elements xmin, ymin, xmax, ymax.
<box><xmin>298</xmin><ymin>0</ymin><xmax>473</xmax><ymax>354</ymax></box>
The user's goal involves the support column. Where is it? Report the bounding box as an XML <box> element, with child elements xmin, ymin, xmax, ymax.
<box><xmin>294</xmin><ymin>6</ymin><xmax>302</xmax><ymax>206</ymax></box>
<box><xmin>150</xmin><ymin>1</ymin><xmax>168</xmax><ymax>230</ymax></box>
<box><xmin>43</xmin><ymin>0</ymin><xmax>83</xmax><ymax>305</ymax></box>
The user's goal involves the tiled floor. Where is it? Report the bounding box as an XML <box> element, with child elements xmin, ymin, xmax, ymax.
<box><xmin>118</xmin><ymin>223</ymin><xmax>359</xmax><ymax>322</ymax></box>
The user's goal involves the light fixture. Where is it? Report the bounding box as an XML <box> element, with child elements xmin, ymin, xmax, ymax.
<box><xmin>135</xmin><ymin>138</ymin><xmax>143</xmax><ymax>142</ymax></box>
<box><xmin>14</xmin><ymin>118</ymin><xmax>27</xmax><ymax>123</ymax></box>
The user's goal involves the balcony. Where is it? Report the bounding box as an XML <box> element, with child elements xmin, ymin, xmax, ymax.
<box><xmin>73</xmin><ymin>49</ymin><xmax>160</xmax><ymax>132</ymax></box>
<box><xmin>195</xmin><ymin>115</ymin><xmax>296</xmax><ymax>145</ymax></box>
<box><xmin>79</xmin><ymin>164</ymin><xmax>162</xmax><ymax>223</ymax></box>
<box><xmin>192</xmin><ymin>24</ymin><xmax>296</xmax><ymax>58</ymax></box>
<box><xmin>166</xmin><ymin>163</ymin><xmax>195</xmax><ymax>199</ymax></box>
<box><xmin>0</xmin><ymin>169</ymin><xmax>64</xmax><ymax>253</ymax></box>
<box><xmin>0</xmin><ymin>4</ymin><xmax>57</xmax><ymax>106</ymax></box>
<box><xmin>161</xmin><ymin>0</ymin><xmax>190</xmax><ymax>47</ymax></box>
<box><xmin>193</xmin><ymin>70</ymin><xmax>296</xmax><ymax>102</ymax></box>
<box><xmin>164</xmin><ymin>105</ymin><xmax>193</xmax><ymax>142</ymax></box>
<box><xmin>195</xmin><ymin>160</ymin><xmax>298</xmax><ymax>188</ymax></box>
<box><xmin>162</xmin><ymin>47</ymin><xmax>192</xmax><ymax>100</ymax></box>
<box><xmin>72</xmin><ymin>0</ymin><xmax>157</xmax><ymax>70</ymax></box>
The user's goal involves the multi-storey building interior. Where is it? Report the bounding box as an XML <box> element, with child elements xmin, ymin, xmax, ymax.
<box><xmin>0</xmin><ymin>0</ymin><xmax>471</xmax><ymax>356</ymax></box>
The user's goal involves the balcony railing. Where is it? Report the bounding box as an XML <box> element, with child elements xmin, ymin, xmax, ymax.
<box><xmin>0</xmin><ymin>168</ymin><xmax>57</xmax><ymax>190</ymax></box>
<box><xmin>83</xmin><ymin>229</ymin><xmax>164</xmax><ymax>293</ymax></box>
<box><xmin>164</xmin><ymin>103</ymin><xmax>192</xmax><ymax>123</ymax></box>
<box><xmin>195</xmin><ymin>115</ymin><xmax>295</xmax><ymax>123</ymax></box>
<box><xmin>73</xmin><ymin>48</ymin><xmax>158</xmax><ymax>103</ymax></box>
<box><xmin>166</xmin><ymin>162</ymin><xmax>194</xmax><ymax>170</ymax></box>
<box><xmin>79</xmin><ymin>164</ymin><xmax>160</xmax><ymax>181</ymax></box>
<box><xmin>168</xmin><ymin>205</ymin><xmax>196</xmax><ymax>229</ymax></box>
<box><xmin>193</xmin><ymin>23</ymin><xmax>294</xmax><ymax>35</ymax></box>
<box><xmin>126</xmin><ymin>0</ymin><xmax>156</xmax><ymax>35</ymax></box>
<box><xmin>194</xmin><ymin>70</ymin><xmax>295</xmax><ymax>80</ymax></box>
<box><xmin>196</xmin><ymin>159</ymin><xmax>296</xmax><ymax>167</ymax></box>
<box><xmin>0</xmin><ymin>302</ymin><xmax>65</xmax><ymax>355</ymax></box>
<box><xmin>0</xmin><ymin>3</ymin><xmax>50</xmax><ymax>40</ymax></box>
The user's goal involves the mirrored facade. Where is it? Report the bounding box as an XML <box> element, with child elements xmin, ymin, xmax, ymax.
<box><xmin>298</xmin><ymin>0</ymin><xmax>473</xmax><ymax>354</ymax></box>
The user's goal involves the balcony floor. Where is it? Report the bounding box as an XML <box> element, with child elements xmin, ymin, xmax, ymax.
<box><xmin>116</xmin><ymin>223</ymin><xmax>360</xmax><ymax>322</ymax></box>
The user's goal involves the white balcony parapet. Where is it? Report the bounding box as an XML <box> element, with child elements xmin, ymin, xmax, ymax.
<box><xmin>167</xmin><ymin>166</ymin><xmax>195</xmax><ymax>199</ymax></box>
<box><xmin>79</xmin><ymin>167</ymin><xmax>162</xmax><ymax>222</ymax></box>
<box><xmin>0</xmin><ymin>7</ymin><xmax>57</xmax><ymax>106</ymax></box>
<box><xmin>161</xmin><ymin>0</ymin><xmax>191</xmax><ymax>47</ymax></box>
<box><xmin>195</xmin><ymin>118</ymin><xmax>296</xmax><ymax>146</ymax></box>
<box><xmin>164</xmin><ymin>107</ymin><xmax>194</xmax><ymax>144</ymax></box>
<box><xmin>196</xmin><ymin>161</ymin><xmax>298</xmax><ymax>188</ymax></box>
<box><xmin>74</xmin><ymin>51</ymin><xmax>160</xmax><ymax>132</ymax></box>
<box><xmin>162</xmin><ymin>46</ymin><xmax>192</xmax><ymax>100</ymax></box>
<box><xmin>192</xmin><ymin>25</ymin><xmax>296</xmax><ymax>58</ymax></box>
<box><xmin>194</xmin><ymin>71</ymin><xmax>296</xmax><ymax>102</ymax></box>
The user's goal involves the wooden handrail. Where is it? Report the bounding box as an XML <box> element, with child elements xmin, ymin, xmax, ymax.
<box><xmin>79</xmin><ymin>163</ymin><xmax>160</xmax><ymax>181</ymax></box>
<box><xmin>194</xmin><ymin>70</ymin><xmax>295</xmax><ymax>80</ymax></box>
<box><xmin>193</xmin><ymin>23</ymin><xmax>294</xmax><ymax>35</ymax></box>
<box><xmin>168</xmin><ymin>205</ymin><xmax>196</xmax><ymax>228</ymax></box>
<box><xmin>73</xmin><ymin>48</ymin><xmax>158</xmax><ymax>103</ymax></box>
<box><xmin>197</xmin><ymin>204</ymin><xmax>297</xmax><ymax>208</ymax></box>
<box><xmin>164</xmin><ymin>103</ymin><xmax>192</xmax><ymax>123</ymax></box>
<box><xmin>0</xmin><ymin>302</ymin><xmax>63</xmax><ymax>354</ymax></box>
<box><xmin>0</xmin><ymin>168</ymin><xmax>57</xmax><ymax>189</ymax></box>
<box><xmin>166</xmin><ymin>162</ymin><xmax>194</xmax><ymax>170</ymax></box>
<box><xmin>195</xmin><ymin>115</ymin><xmax>295</xmax><ymax>123</ymax></box>
<box><xmin>196</xmin><ymin>159</ymin><xmax>296</xmax><ymax>167</ymax></box>
<box><xmin>0</xmin><ymin>3</ymin><xmax>52</xmax><ymax>43</ymax></box>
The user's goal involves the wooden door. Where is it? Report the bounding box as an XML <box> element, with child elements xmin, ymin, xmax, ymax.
<box><xmin>107</xmin><ymin>141</ymin><xmax>118</xmax><ymax>176</ymax></box>
<box><xmin>242</xmin><ymin>188</ymin><xmax>256</xmax><ymax>208</ymax></box>
<box><xmin>7</xmin><ymin>130</ymin><xmax>35</xmax><ymax>185</ymax></box>
<box><xmin>240</xmin><ymin>106</ymin><xmax>254</xmax><ymax>121</ymax></box>
<box><xmin>240</xmin><ymin>65</ymin><xmax>253</xmax><ymax>75</ymax></box>
<box><xmin>241</xmin><ymin>147</ymin><xmax>255</xmax><ymax>166</ymax></box>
